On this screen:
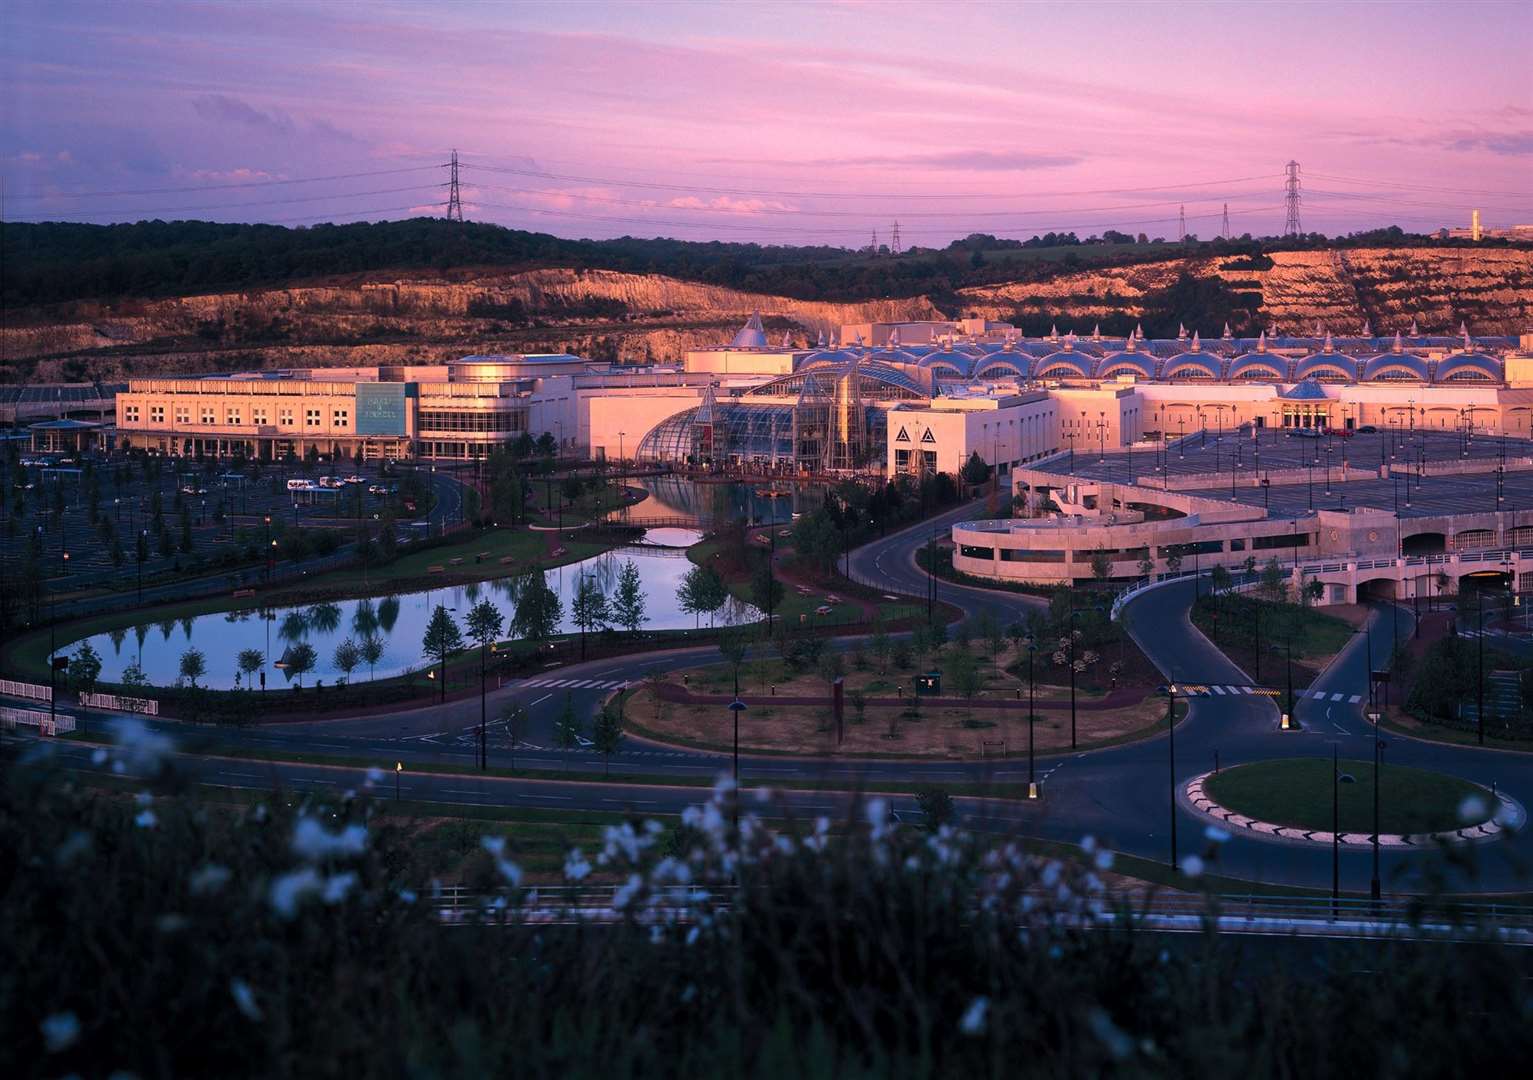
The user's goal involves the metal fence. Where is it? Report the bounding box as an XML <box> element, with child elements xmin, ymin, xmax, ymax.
<box><xmin>1</xmin><ymin>706</ymin><xmax>76</xmax><ymax>735</ymax></box>
<box><xmin>79</xmin><ymin>692</ymin><xmax>159</xmax><ymax>716</ymax></box>
<box><xmin>0</xmin><ymin>679</ymin><xmax>52</xmax><ymax>703</ymax></box>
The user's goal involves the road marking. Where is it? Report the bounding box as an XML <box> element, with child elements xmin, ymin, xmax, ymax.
<box><xmin>522</xmin><ymin>794</ymin><xmax>573</xmax><ymax>801</ymax></box>
<box><xmin>1349</xmin><ymin>694</ymin><xmax>1362</xmax><ymax>704</ymax></box>
<box><xmin>444</xmin><ymin>788</ymin><xmax>487</xmax><ymax>796</ymax></box>
<box><xmin>529</xmin><ymin>694</ymin><xmax>551</xmax><ymax>708</ymax></box>
<box><xmin>291</xmin><ymin>777</ymin><xmax>336</xmax><ymax>785</ymax></box>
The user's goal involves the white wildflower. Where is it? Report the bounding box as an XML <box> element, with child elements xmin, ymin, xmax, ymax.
<box><xmin>753</xmin><ymin>786</ymin><xmax>772</xmax><ymax>804</ymax></box>
<box><xmin>134</xmin><ymin>791</ymin><xmax>153</xmax><ymax>807</ymax></box>
<box><xmin>90</xmin><ymin>749</ymin><xmax>108</xmax><ymax>766</ymax></box>
<box><xmin>685</xmin><ymin>925</ymin><xmax>701</xmax><ymax>946</ymax></box>
<box><xmin>1080</xmin><ymin>834</ymin><xmax>1097</xmax><ymax>853</ymax></box>
<box><xmin>959</xmin><ymin>996</ymin><xmax>989</xmax><ymax>1036</ymax></box>
<box><xmin>115</xmin><ymin>718</ymin><xmax>174</xmax><ymax>771</ymax></box>
<box><xmin>322</xmin><ymin>871</ymin><xmax>357</xmax><ymax>904</ymax></box>
<box><xmin>398</xmin><ymin>889</ymin><xmax>418</xmax><ymax>904</ymax></box>
<box><xmin>481</xmin><ymin>835</ymin><xmax>506</xmax><ymax>857</ymax></box>
<box><xmin>230</xmin><ymin>978</ymin><xmax>262</xmax><ymax>1021</ymax></box>
<box><xmin>713</xmin><ymin>774</ymin><xmax>737</xmax><ymax>797</ymax></box>
<box><xmin>269</xmin><ymin>867</ymin><xmax>323</xmax><ymax>918</ymax></box>
<box><xmin>1041</xmin><ymin>860</ymin><xmax>1061</xmax><ymax>887</ymax></box>
<box><xmin>41</xmin><ymin>1011</ymin><xmax>80</xmax><ymax>1053</ymax></box>
<box><xmin>1087</xmin><ymin>1007</ymin><xmax>1134</xmax><ymax>1060</ymax></box>
<box><xmin>189</xmin><ymin>863</ymin><xmax>232</xmax><ymax>895</ymax></box>
<box><xmin>612</xmin><ymin>873</ymin><xmax>643</xmax><ymax>911</ymax></box>
<box><xmin>365</xmin><ymin>767</ymin><xmax>385</xmax><ymax>786</ymax></box>
<box><xmin>156</xmin><ymin>913</ymin><xmax>188</xmax><ymax>933</ymax></box>
<box><xmin>1179</xmin><ymin>854</ymin><xmax>1205</xmax><ymax>878</ymax></box>
<box><xmin>134</xmin><ymin>810</ymin><xmax>157</xmax><ymax>829</ymax></box>
<box><xmin>1204</xmin><ymin>826</ymin><xmax>1231</xmax><ymax>844</ymax></box>
<box><xmin>290</xmin><ymin>817</ymin><xmax>367</xmax><ymax>861</ymax></box>
<box><xmin>494</xmin><ymin>856</ymin><xmax>523</xmax><ymax>887</ymax></box>
<box><xmin>1093</xmin><ymin>849</ymin><xmax>1114</xmax><ymax>872</ymax></box>
<box><xmin>563</xmin><ymin>849</ymin><xmax>592</xmax><ymax>882</ymax></box>
<box><xmin>1458</xmin><ymin>794</ymin><xmax>1489</xmax><ymax>824</ymax></box>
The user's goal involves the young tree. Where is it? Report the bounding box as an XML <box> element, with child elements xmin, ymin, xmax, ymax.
<box><xmin>570</xmin><ymin>572</ymin><xmax>609</xmax><ymax>659</ymax></box>
<box><xmin>285</xmin><ymin>642</ymin><xmax>317</xmax><ymax>689</ymax></box>
<box><xmin>591</xmin><ymin>703</ymin><xmax>624</xmax><ymax>777</ymax></box>
<box><xmin>332</xmin><ymin>637</ymin><xmax>361</xmax><ymax>686</ymax></box>
<box><xmin>1089</xmin><ymin>546</ymin><xmax>1113</xmax><ymax>586</ymax></box>
<box><xmin>1164</xmin><ymin>546</ymin><xmax>1183</xmax><ymax>576</ymax></box>
<box><xmin>869</xmin><ymin>618</ymin><xmax>892</xmax><ymax>674</ymax></box>
<box><xmin>359</xmin><ymin>634</ymin><xmax>384</xmax><ymax>682</ymax></box>
<box><xmin>120</xmin><ymin>660</ymin><xmax>150</xmax><ymax>690</ymax></box>
<box><xmin>71</xmin><ymin>641</ymin><xmax>103</xmax><ymax>699</ymax></box>
<box><xmin>237</xmin><ymin>648</ymin><xmax>264</xmax><ymax>690</ymax></box>
<box><xmin>848</xmin><ymin>688</ymin><xmax>867</xmax><ymax>725</ymax></box>
<box><xmin>1138</xmin><ymin>554</ymin><xmax>1155</xmax><ymax>582</ymax></box>
<box><xmin>1260</xmin><ymin>557</ymin><xmax>1286</xmax><ymax>601</ymax></box>
<box><xmin>511</xmin><ymin>572</ymin><xmax>563</xmax><ymax>648</ymax></box>
<box><xmin>977</xmin><ymin>610</ymin><xmax>1004</xmax><ymax>660</ymax></box>
<box><xmin>816</xmin><ymin>651</ymin><xmax>845</xmax><ymax>694</ymax></box>
<box><xmin>717</xmin><ymin>625</ymin><xmax>750</xmax><ymax>694</ymax></box>
<box><xmin>678</xmin><ymin>564</ymin><xmax>728</xmax><ymax>628</ymax></box>
<box><xmin>421</xmin><ymin>604</ymin><xmax>463</xmax><ymax>704</ymax></box>
<box><xmin>611</xmin><ymin>559</ymin><xmax>648</xmax><ymax>634</ymax></box>
<box><xmin>499</xmin><ymin>702</ymin><xmax>528</xmax><ymax>771</ymax></box>
<box><xmin>1209</xmin><ymin>564</ymin><xmax>1232</xmax><ymax>595</ymax></box>
<box><xmin>1304</xmin><ymin>577</ymin><xmax>1325</xmax><ymax>606</ymax></box>
<box><xmin>749</xmin><ymin>557</ymin><xmax>783</xmax><ymax>629</ymax></box>
<box><xmin>960</xmin><ymin>451</ymin><xmax>991</xmax><ymax>488</ymax></box>
<box><xmin>465</xmin><ymin>599</ymin><xmax>505</xmax><ymax>768</ymax></box>
<box><xmin>178</xmin><ymin>647</ymin><xmax>206</xmax><ymax>689</ymax></box>
<box><xmin>553</xmin><ymin>692</ymin><xmax>583</xmax><ymax>771</ymax></box>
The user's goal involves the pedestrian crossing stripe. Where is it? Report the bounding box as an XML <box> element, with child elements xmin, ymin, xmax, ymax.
<box><xmin>517</xmin><ymin>677</ymin><xmax>630</xmax><ymax>690</ymax></box>
<box><xmin>1178</xmin><ymin>684</ymin><xmax>1282</xmax><ymax>698</ymax></box>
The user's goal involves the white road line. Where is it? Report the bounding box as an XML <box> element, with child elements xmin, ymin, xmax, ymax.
<box><xmin>522</xmin><ymin>794</ymin><xmax>573</xmax><ymax>801</ymax></box>
<box><xmin>291</xmin><ymin>777</ymin><xmax>336</xmax><ymax>785</ymax></box>
<box><xmin>529</xmin><ymin>694</ymin><xmax>551</xmax><ymax>707</ymax></box>
<box><xmin>1349</xmin><ymin>695</ymin><xmax>1362</xmax><ymax>704</ymax></box>
<box><xmin>444</xmin><ymin>788</ymin><xmax>487</xmax><ymax>796</ymax></box>
<box><xmin>1211</xmin><ymin>685</ymin><xmax>1226</xmax><ymax>695</ymax></box>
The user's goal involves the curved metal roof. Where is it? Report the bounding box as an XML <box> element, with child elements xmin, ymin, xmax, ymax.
<box><xmin>1094</xmin><ymin>352</ymin><xmax>1156</xmax><ymax>379</ymax></box>
<box><xmin>1280</xmin><ymin>378</ymin><xmax>1331</xmax><ymax>401</ymax></box>
<box><xmin>1362</xmin><ymin>353</ymin><xmax>1430</xmax><ymax>381</ymax></box>
<box><xmin>1161</xmin><ymin>352</ymin><xmax>1223</xmax><ymax>380</ymax></box>
<box><xmin>917</xmin><ymin>349</ymin><xmax>977</xmax><ymax>375</ymax></box>
<box><xmin>1033</xmin><ymin>352</ymin><xmax>1093</xmax><ymax>378</ymax></box>
<box><xmin>1227</xmin><ymin>353</ymin><xmax>1289</xmax><ymax>380</ymax></box>
<box><xmin>972</xmin><ymin>357</ymin><xmax>1031</xmax><ymax>379</ymax></box>
<box><xmin>1434</xmin><ymin>353</ymin><xmax>1502</xmax><ymax>383</ymax></box>
<box><xmin>1293</xmin><ymin>353</ymin><xmax>1361</xmax><ymax>381</ymax></box>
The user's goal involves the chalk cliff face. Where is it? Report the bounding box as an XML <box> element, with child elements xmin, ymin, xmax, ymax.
<box><xmin>1</xmin><ymin>268</ymin><xmax>942</xmax><ymax>381</ymax></box>
<box><xmin>4</xmin><ymin>251</ymin><xmax>1530</xmax><ymax>382</ymax></box>
<box><xmin>956</xmin><ymin>248</ymin><xmax>1533</xmax><ymax>333</ymax></box>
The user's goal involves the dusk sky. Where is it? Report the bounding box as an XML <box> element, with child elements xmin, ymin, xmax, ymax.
<box><xmin>4</xmin><ymin>0</ymin><xmax>1531</xmax><ymax>246</ymax></box>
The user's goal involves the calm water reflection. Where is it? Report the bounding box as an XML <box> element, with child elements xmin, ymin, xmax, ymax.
<box><xmin>76</xmin><ymin>535</ymin><xmax>759</xmax><ymax>690</ymax></box>
<box><xmin>622</xmin><ymin>477</ymin><xmax>826</xmax><ymax>527</ymax></box>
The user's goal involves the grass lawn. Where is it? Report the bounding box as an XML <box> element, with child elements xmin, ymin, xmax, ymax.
<box><xmin>1204</xmin><ymin>758</ymin><xmax>1490</xmax><ymax>835</ymax></box>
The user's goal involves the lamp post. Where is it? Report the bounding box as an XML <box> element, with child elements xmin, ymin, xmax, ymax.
<box><xmin>1477</xmin><ymin>589</ymin><xmax>1485</xmax><ymax>745</ymax></box>
<box><xmin>1164</xmin><ymin>681</ymin><xmax>1178</xmax><ymax>870</ymax></box>
<box><xmin>1367</xmin><ymin>707</ymin><xmax>1383</xmax><ymax>901</ymax></box>
<box><xmin>1024</xmin><ymin>637</ymin><xmax>1038</xmax><ymax>798</ymax></box>
<box><xmin>729</xmin><ymin>696</ymin><xmax>747</xmax><ymax>834</ymax></box>
<box><xmin>394</xmin><ymin>761</ymin><xmax>402</xmax><ymax>802</ymax></box>
<box><xmin>1332</xmin><ymin>743</ymin><xmax>1341</xmax><ymax>909</ymax></box>
<box><xmin>263</xmin><ymin>514</ymin><xmax>272</xmax><ymax>585</ymax></box>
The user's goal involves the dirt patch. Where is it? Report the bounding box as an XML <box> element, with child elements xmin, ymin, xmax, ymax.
<box><xmin>624</xmin><ymin>681</ymin><xmax>1166</xmax><ymax>758</ymax></box>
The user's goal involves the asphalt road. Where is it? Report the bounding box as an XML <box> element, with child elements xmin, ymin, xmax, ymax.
<box><xmin>23</xmin><ymin>495</ymin><xmax>1533</xmax><ymax>894</ymax></box>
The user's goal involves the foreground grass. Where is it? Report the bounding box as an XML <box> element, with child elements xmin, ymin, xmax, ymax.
<box><xmin>7</xmin><ymin>757</ymin><xmax>1530</xmax><ymax>1077</ymax></box>
<box><xmin>1204</xmin><ymin>758</ymin><xmax>1488</xmax><ymax>835</ymax></box>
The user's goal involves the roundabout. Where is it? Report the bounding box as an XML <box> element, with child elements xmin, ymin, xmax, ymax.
<box><xmin>1185</xmin><ymin>759</ymin><xmax>1523</xmax><ymax>847</ymax></box>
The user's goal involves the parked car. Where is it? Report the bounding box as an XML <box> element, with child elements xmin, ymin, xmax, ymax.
<box><xmin>317</xmin><ymin>476</ymin><xmax>344</xmax><ymax>489</ymax></box>
<box><xmin>1357</xmin><ymin>424</ymin><xmax>1378</xmax><ymax>434</ymax></box>
<box><xmin>343</xmin><ymin>475</ymin><xmax>367</xmax><ymax>485</ymax></box>
<box><xmin>1288</xmin><ymin>428</ymin><xmax>1323</xmax><ymax>439</ymax></box>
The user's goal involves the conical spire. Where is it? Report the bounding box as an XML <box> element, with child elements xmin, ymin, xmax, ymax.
<box><xmin>1460</xmin><ymin>321</ymin><xmax>1471</xmax><ymax>346</ymax></box>
<box><xmin>1049</xmin><ymin>323</ymin><xmax>1059</xmax><ymax>341</ymax></box>
<box><xmin>1392</xmin><ymin>331</ymin><xmax>1403</xmax><ymax>354</ymax></box>
<box><xmin>1322</xmin><ymin>331</ymin><xmax>1333</xmax><ymax>352</ymax></box>
<box><xmin>1409</xmin><ymin>318</ymin><xmax>1419</xmax><ymax>336</ymax></box>
<box><xmin>1177</xmin><ymin>322</ymin><xmax>1187</xmax><ymax>339</ymax></box>
<box><xmin>1257</xmin><ymin>330</ymin><xmax>1267</xmax><ymax>353</ymax></box>
<box><xmin>1362</xmin><ymin>319</ymin><xmax>1371</xmax><ymax>337</ymax></box>
<box><xmin>1091</xmin><ymin>322</ymin><xmax>1101</xmax><ymax>340</ymax></box>
<box><xmin>1314</xmin><ymin>320</ymin><xmax>1323</xmax><ymax>337</ymax></box>
<box><xmin>1221</xmin><ymin>321</ymin><xmax>1232</xmax><ymax>339</ymax></box>
<box><xmin>781</xmin><ymin>331</ymin><xmax>792</xmax><ymax>348</ymax></box>
<box><xmin>729</xmin><ymin>312</ymin><xmax>769</xmax><ymax>348</ymax></box>
<box><xmin>1190</xmin><ymin>330</ymin><xmax>1201</xmax><ymax>351</ymax></box>
<box><xmin>816</xmin><ymin>329</ymin><xmax>827</xmax><ymax>348</ymax></box>
<box><xmin>1134</xmin><ymin>322</ymin><xmax>1144</xmax><ymax>340</ymax></box>
<box><xmin>888</xmin><ymin>327</ymin><xmax>900</xmax><ymax>348</ymax></box>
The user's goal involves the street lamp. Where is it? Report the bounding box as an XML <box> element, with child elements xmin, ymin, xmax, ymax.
<box><xmin>1023</xmin><ymin>636</ymin><xmax>1038</xmax><ymax>798</ymax></box>
<box><xmin>395</xmin><ymin>761</ymin><xmax>403</xmax><ymax>801</ymax></box>
<box><xmin>1366</xmin><ymin>707</ymin><xmax>1383</xmax><ymax>901</ymax></box>
<box><xmin>1164</xmin><ymin>681</ymin><xmax>1179</xmax><ymax>870</ymax></box>
<box><xmin>728</xmin><ymin>696</ymin><xmax>747</xmax><ymax>834</ymax></box>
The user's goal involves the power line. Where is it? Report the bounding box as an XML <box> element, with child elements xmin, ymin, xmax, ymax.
<box><xmin>1</xmin><ymin>165</ymin><xmax>444</xmax><ymax>202</ymax></box>
<box><xmin>458</xmin><ymin>161</ymin><xmax>1282</xmax><ymax>201</ymax></box>
<box><xmin>459</xmin><ymin>179</ymin><xmax>1273</xmax><ymax>218</ymax></box>
<box><xmin>1306</xmin><ymin>172</ymin><xmax>1533</xmax><ymax>199</ymax></box>
<box><xmin>4</xmin><ymin>184</ymin><xmax>446</xmax><ymax>222</ymax></box>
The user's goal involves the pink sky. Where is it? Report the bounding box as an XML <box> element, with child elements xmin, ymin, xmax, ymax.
<box><xmin>3</xmin><ymin>0</ymin><xmax>1531</xmax><ymax>244</ymax></box>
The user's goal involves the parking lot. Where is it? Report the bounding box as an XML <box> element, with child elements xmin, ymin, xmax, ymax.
<box><xmin>1058</xmin><ymin>429</ymin><xmax>1533</xmax><ymax>522</ymax></box>
<box><xmin>2</xmin><ymin>452</ymin><xmax>442</xmax><ymax>592</ymax></box>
